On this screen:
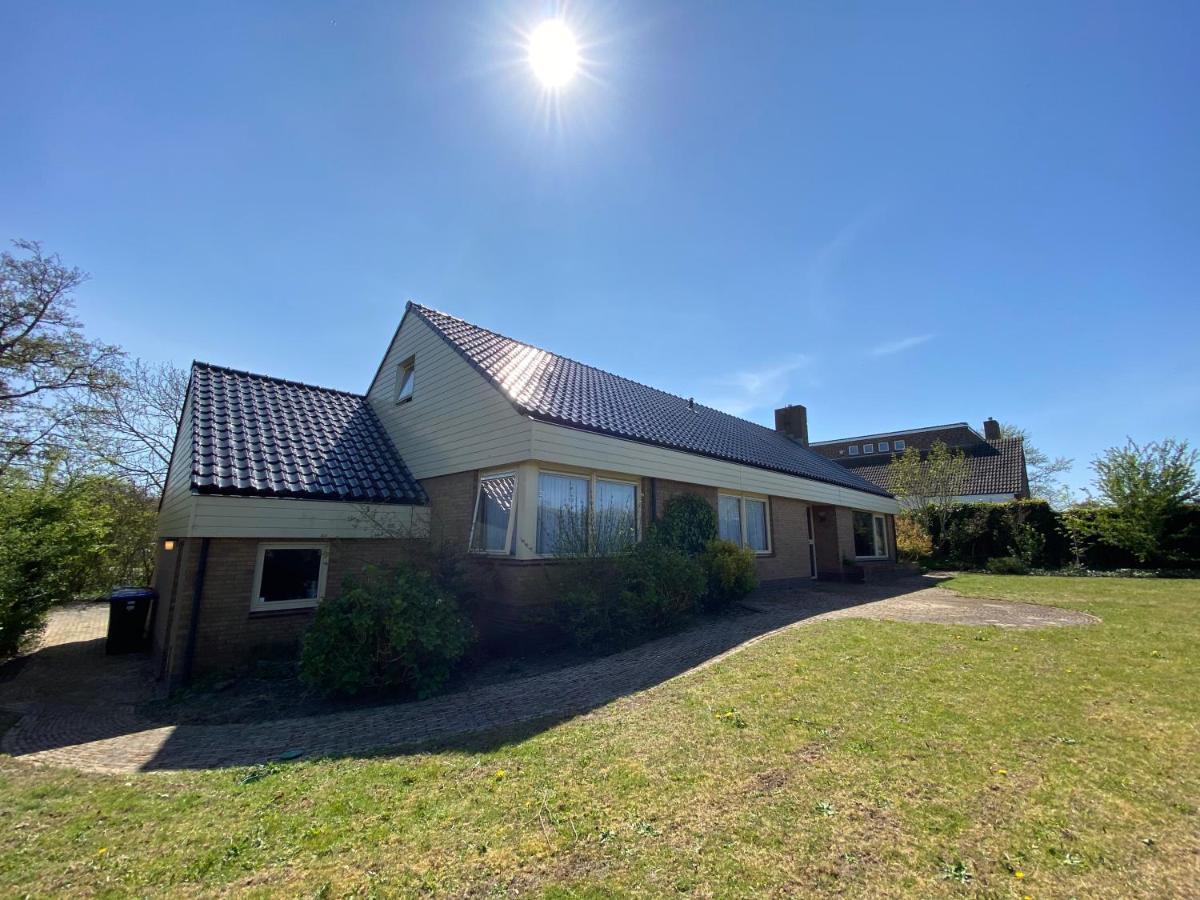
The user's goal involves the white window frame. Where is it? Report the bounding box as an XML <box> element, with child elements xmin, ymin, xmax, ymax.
<box><xmin>878</xmin><ymin>441</ymin><xmax>890</xmax><ymax>452</ymax></box>
<box><xmin>852</xmin><ymin>512</ymin><xmax>889</xmax><ymax>560</ymax></box>
<box><xmin>863</xmin><ymin>443</ymin><xmax>875</xmax><ymax>454</ymax></box>
<box><xmin>534</xmin><ymin>468</ymin><xmax>641</xmax><ymax>557</ymax></box>
<box><xmin>395</xmin><ymin>356</ymin><xmax>415</xmax><ymax>404</ymax></box>
<box><xmin>250</xmin><ymin>542</ymin><xmax>329</xmax><ymax>612</ymax></box>
<box><xmin>894</xmin><ymin>439</ymin><xmax>906</xmax><ymax>451</ymax></box>
<box><xmin>717</xmin><ymin>493</ymin><xmax>772</xmax><ymax>555</ymax></box>
<box><xmin>468</xmin><ymin>469</ymin><xmax>518</xmax><ymax>555</ymax></box>
<box><xmin>847</xmin><ymin>445</ymin><xmax>859</xmax><ymax>456</ymax></box>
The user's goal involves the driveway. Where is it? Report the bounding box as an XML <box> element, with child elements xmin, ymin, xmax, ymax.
<box><xmin>0</xmin><ymin>581</ymin><xmax>1097</xmax><ymax>775</ymax></box>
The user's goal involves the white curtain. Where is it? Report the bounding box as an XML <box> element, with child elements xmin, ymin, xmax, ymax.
<box><xmin>537</xmin><ymin>473</ymin><xmax>589</xmax><ymax>554</ymax></box>
<box><xmin>745</xmin><ymin>499</ymin><xmax>768</xmax><ymax>552</ymax></box>
<box><xmin>595</xmin><ymin>479</ymin><xmax>636</xmax><ymax>552</ymax></box>
<box><xmin>719</xmin><ymin>495</ymin><xmax>742</xmax><ymax>544</ymax></box>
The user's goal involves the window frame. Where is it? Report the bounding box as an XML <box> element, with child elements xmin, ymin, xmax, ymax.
<box><xmin>847</xmin><ymin>445</ymin><xmax>859</xmax><ymax>456</ymax></box>
<box><xmin>250</xmin><ymin>542</ymin><xmax>329</xmax><ymax>613</ymax></box>
<box><xmin>395</xmin><ymin>356</ymin><xmax>416</xmax><ymax>404</ymax></box>
<box><xmin>894</xmin><ymin>439</ymin><xmax>906</xmax><ymax>451</ymax></box>
<box><xmin>863</xmin><ymin>443</ymin><xmax>875</xmax><ymax>454</ymax></box>
<box><xmin>717</xmin><ymin>492</ymin><xmax>772</xmax><ymax>555</ymax></box>
<box><xmin>468</xmin><ymin>469</ymin><xmax>518</xmax><ymax>556</ymax></box>
<box><xmin>534</xmin><ymin>468</ymin><xmax>641</xmax><ymax>557</ymax></box>
<box><xmin>878</xmin><ymin>440</ymin><xmax>890</xmax><ymax>452</ymax></box>
<box><xmin>852</xmin><ymin>511</ymin><xmax>889</xmax><ymax>560</ymax></box>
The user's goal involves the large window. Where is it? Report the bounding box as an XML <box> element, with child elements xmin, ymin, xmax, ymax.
<box><xmin>536</xmin><ymin>471</ymin><xmax>638</xmax><ymax>556</ymax></box>
<box><xmin>852</xmin><ymin>512</ymin><xmax>889</xmax><ymax>559</ymax></box>
<box><xmin>470</xmin><ymin>472</ymin><xmax>516</xmax><ymax>554</ymax></box>
<box><xmin>251</xmin><ymin>543</ymin><xmax>328</xmax><ymax>612</ymax></box>
<box><xmin>718</xmin><ymin>494</ymin><xmax>770</xmax><ymax>553</ymax></box>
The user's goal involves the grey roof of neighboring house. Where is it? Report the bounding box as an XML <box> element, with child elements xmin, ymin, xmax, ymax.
<box><xmin>810</xmin><ymin>423</ymin><xmax>984</xmax><ymax>459</ymax></box>
<box><xmin>834</xmin><ymin>437</ymin><xmax>1028</xmax><ymax>497</ymax></box>
<box><xmin>189</xmin><ymin>362</ymin><xmax>426</xmax><ymax>505</ymax></box>
<box><xmin>409</xmin><ymin>303</ymin><xmax>893</xmax><ymax>498</ymax></box>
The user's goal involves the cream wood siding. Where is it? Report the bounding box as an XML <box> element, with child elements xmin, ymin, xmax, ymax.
<box><xmin>529</xmin><ymin>421</ymin><xmax>900</xmax><ymax>515</ymax></box>
<box><xmin>156</xmin><ymin>392</ymin><xmax>196</xmax><ymax>537</ymax></box>
<box><xmin>188</xmin><ymin>496</ymin><xmax>430</xmax><ymax>539</ymax></box>
<box><xmin>367</xmin><ymin>315</ymin><xmax>534</xmax><ymax>479</ymax></box>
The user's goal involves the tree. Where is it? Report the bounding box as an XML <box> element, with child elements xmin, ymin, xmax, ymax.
<box><xmin>999</xmin><ymin>422</ymin><xmax>1073</xmax><ymax>505</ymax></box>
<box><xmin>1087</xmin><ymin>437</ymin><xmax>1198</xmax><ymax>563</ymax></box>
<box><xmin>0</xmin><ymin>240</ymin><xmax>121</xmax><ymax>475</ymax></box>
<box><xmin>74</xmin><ymin>358</ymin><xmax>188</xmax><ymax>493</ymax></box>
<box><xmin>889</xmin><ymin>441</ymin><xmax>970</xmax><ymax>553</ymax></box>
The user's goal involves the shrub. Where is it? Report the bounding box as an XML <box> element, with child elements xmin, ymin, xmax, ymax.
<box><xmin>299</xmin><ymin>564</ymin><xmax>474</xmax><ymax>698</ymax></box>
<box><xmin>618</xmin><ymin>541</ymin><xmax>705</xmax><ymax>635</ymax></box>
<box><xmin>652</xmin><ymin>493</ymin><xmax>717</xmax><ymax>557</ymax></box>
<box><xmin>985</xmin><ymin>556</ymin><xmax>1029</xmax><ymax>575</ymax></box>
<box><xmin>699</xmin><ymin>539</ymin><xmax>757</xmax><ymax>610</ymax></box>
<box><xmin>552</xmin><ymin>558</ymin><xmax>626</xmax><ymax>650</ymax></box>
<box><xmin>895</xmin><ymin>515</ymin><xmax>933</xmax><ymax>563</ymax></box>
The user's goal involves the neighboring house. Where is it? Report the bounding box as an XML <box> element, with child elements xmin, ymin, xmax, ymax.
<box><xmin>151</xmin><ymin>304</ymin><xmax>900</xmax><ymax>682</ymax></box>
<box><xmin>809</xmin><ymin>420</ymin><xmax>1030</xmax><ymax>503</ymax></box>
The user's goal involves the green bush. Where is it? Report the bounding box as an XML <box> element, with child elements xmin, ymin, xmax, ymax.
<box><xmin>985</xmin><ymin>556</ymin><xmax>1030</xmax><ymax>575</ymax></box>
<box><xmin>651</xmin><ymin>493</ymin><xmax>717</xmax><ymax>557</ymax></box>
<box><xmin>299</xmin><ymin>564</ymin><xmax>474</xmax><ymax>698</ymax></box>
<box><xmin>699</xmin><ymin>539</ymin><xmax>757</xmax><ymax>610</ymax></box>
<box><xmin>618</xmin><ymin>541</ymin><xmax>705</xmax><ymax>635</ymax></box>
<box><xmin>552</xmin><ymin>558</ymin><xmax>626</xmax><ymax>650</ymax></box>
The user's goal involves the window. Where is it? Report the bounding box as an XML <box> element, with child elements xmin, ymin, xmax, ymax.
<box><xmin>536</xmin><ymin>471</ymin><xmax>639</xmax><ymax>556</ymax></box>
<box><xmin>863</xmin><ymin>443</ymin><xmax>875</xmax><ymax>454</ymax></box>
<box><xmin>251</xmin><ymin>543</ymin><xmax>328</xmax><ymax>612</ymax></box>
<box><xmin>894</xmin><ymin>440</ymin><xmax>906</xmax><ymax>451</ymax></box>
<box><xmin>395</xmin><ymin>357</ymin><xmax>415</xmax><ymax>403</ymax></box>
<box><xmin>852</xmin><ymin>512</ymin><xmax>888</xmax><ymax>559</ymax></box>
<box><xmin>878</xmin><ymin>441</ymin><xmax>890</xmax><ymax>452</ymax></box>
<box><xmin>848</xmin><ymin>445</ymin><xmax>859</xmax><ymax>456</ymax></box>
<box><xmin>470</xmin><ymin>472</ymin><xmax>516</xmax><ymax>554</ymax></box>
<box><xmin>718</xmin><ymin>494</ymin><xmax>771</xmax><ymax>554</ymax></box>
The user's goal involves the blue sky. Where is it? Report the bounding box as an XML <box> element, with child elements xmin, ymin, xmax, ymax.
<box><xmin>4</xmin><ymin>1</ymin><xmax>1197</xmax><ymax>496</ymax></box>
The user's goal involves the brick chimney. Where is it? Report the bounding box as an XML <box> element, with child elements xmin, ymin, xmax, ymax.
<box><xmin>775</xmin><ymin>404</ymin><xmax>809</xmax><ymax>446</ymax></box>
<box><xmin>983</xmin><ymin>417</ymin><xmax>1001</xmax><ymax>440</ymax></box>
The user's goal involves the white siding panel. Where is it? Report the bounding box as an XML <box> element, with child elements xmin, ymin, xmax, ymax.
<box><xmin>156</xmin><ymin>392</ymin><xmax>196</xmax><ymax>537</ymax></box>
<box><xmin>367</xmin><ymin>316</ymin><xmax>533</xmax><ymax>479</ymax></box>
<box><xmin>530</xmin><ymin>422</ymin><xmax>900</xmax><ymax>514</ymax></box>
<box><xmin>190</xmin><ymin>496</ymin><xmax>431</xmax><ymax>539</ymax></box>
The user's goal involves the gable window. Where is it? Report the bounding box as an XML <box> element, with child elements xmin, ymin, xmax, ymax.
<box><xmin>470</xmin><ymin>471</ymin><xmax>516</xmax><ymax>554</ymax></box>
<box><xmin>395</xmin><ymin>357</ymin><xmax>415</xmax><ymax>403</ymax></box>
<box><xmin>852</xmin><ymin>512</ymin><xmax>889</xmax><ymax>559</ymax></box>
<box><xmin>878</xmin><ymin>441</ymin><xmax>890</xmax><ymax>452</ymax></box>
<box><xmin>719</xmin><ymin>494</ymin><xmax>771</xmax><ymax>554</ymax></box>
<box><xmin>847</xmin><ymin>445</ymin><xmax>859</xmax><ymax>456</ymax></box>
<box><xmin>863</xmin><ymin>443</ymin><xmax>875</xmax><ymax>454</ymax></box>
<box><xmin>251</xmin><ymin>543</ymin><xmax>328</xmax><ymax>612</ymax></box>
<box><xmin>536</xmin><ymin>470</ymin><xmax>639</xmax><ymax>556</ymax></box>
<box><xmin>894</xmin><ymin>440</ymin><xmax>906</xmax><ymax>451</ymax></box>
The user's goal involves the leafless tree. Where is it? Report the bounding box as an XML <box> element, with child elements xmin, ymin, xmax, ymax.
<box><xmin>0</xmin><ymin>240</ymin><xmax>122</xmax><ymax>474</ymax></box>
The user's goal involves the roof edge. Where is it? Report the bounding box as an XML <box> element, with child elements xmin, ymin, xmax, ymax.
<box><xmin>192</xmin><ymin>360</ymin><xmax>366</xmax><ymax>399</ymax></box>
<box><xmin>811</xmin><ymin>422</ymin><xmax>984</xmax><ymax>446</ymax></box>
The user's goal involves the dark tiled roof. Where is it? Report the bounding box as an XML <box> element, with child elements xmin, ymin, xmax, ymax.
<box><xmin>409</xmin><ymin>304</ymin><xmax>892</xmax><ymax>498</ymax></box>
<box><xmin>189</xmin><ymin>363</ymin><xmax>425</xmax><ymax>505</ymax></box>
<box><xmin>811</xmin><ymin>424</ymin><xmax>984</xmax><ymax>460</ymax></box>
<box><xmin>835</xmin><ymin>438</ymin><xmax>1028</xmax><ymax>497</ymax></box>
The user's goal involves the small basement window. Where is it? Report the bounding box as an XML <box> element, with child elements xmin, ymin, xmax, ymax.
<box><xmin>852</xmin><ymin>512</ymin><xmax>888</xmax><ymax>560</ymax></box>
<box><xmin>395</xmin><ymin>357</ymin><xmax>415</xmax><ymax>403</ymax></box>
<box><xmin>251</xmin><ymin>543</ymin><xmax>329</xmax><ymax>612</ymax></box>
<box><xmin>470</xmin><ymin>471</ymin><xmax>517</xmax><ymax>554</ymax></box>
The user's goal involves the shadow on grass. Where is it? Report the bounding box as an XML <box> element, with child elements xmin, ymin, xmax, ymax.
<box><xmin>3</xmin><ymin>577</ymin><xmax>942</xmax><ymax>772</ymax></box>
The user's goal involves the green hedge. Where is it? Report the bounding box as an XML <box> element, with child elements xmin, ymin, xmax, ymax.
<box><xmin>915</xmin><ymin>501</ymin><xmax>1200</xmax><ymax>571</ymax></box>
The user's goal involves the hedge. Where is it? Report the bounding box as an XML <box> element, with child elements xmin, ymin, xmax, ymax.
<box><xmin>912</xmin><ymin>501</ymin><xmax>1200</xmax><ymax>571</ymax></box>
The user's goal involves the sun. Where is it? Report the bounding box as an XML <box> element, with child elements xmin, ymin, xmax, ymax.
<box><xmin>527</xmin><ymin>19</ymin><xmax>579</xmax><ymax>89</ymax></box>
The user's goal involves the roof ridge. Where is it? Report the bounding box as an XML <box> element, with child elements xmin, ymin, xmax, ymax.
<box><xmin>192</xmin><ymin>360</ymin><xmax>366</xmax><ymax>400</ymax></box>
<box><xmin>409</xmin><ymin>304</ymin><xmax>792</xmax><ymax>438</ymax></box>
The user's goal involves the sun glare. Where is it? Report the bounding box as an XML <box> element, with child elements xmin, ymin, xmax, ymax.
<box><xmin>528</xmin><ymin>19</ymin><xmax>579</xmax><ymax>88</ymax></box>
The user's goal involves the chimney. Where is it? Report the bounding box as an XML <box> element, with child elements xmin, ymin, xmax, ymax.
<box><xmin>983</xmin><ymin>417</ymin><xmax>1001</xmax><ymax>440</ymax></box>
<box><xmin>775</xmin><ymin>404</ymin><xmax>809</xmax><ymax>446</ymax></box>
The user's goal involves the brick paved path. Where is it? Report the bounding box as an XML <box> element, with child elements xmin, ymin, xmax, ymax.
<box><xmin>0</xmin><ymin>584</ymin><xmax>1097</xmax><ymax>775</ymax></box>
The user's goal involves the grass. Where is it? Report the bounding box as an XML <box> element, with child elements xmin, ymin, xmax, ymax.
<box><xmin>1</xmin><ymin>575</ymin><xmax>1197</xmax><ymax>897</ymax></box>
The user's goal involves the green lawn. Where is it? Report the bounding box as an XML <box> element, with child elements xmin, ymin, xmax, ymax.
<box><xmin>2</xmin><ymin>576</ymin><xmax>1197</xmax><ymax>897</ymax></box>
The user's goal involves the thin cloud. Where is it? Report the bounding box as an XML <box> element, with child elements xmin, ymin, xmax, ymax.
<box><xmin>804</xmin><ymin>207</ymin><xmax>885</xmax><ymax>318</ymax></box>
<box><xmin>869</xmin><ymin>334</ymin><xmax>935</xmax><ymax>357</ymax></box>
<box><xmin>704</xmin><ymin>356</ymin><xmax>812</xmax><ymax>418</ymax></box>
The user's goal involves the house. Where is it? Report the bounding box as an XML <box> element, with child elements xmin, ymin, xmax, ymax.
<box><xmin>808</xmin><ymin>419</ymin><xmax>1030</xmax><ymax>502</ymax></box>
<box><xmin>151</xmin><ymin>304</ymin><xmax>900</xmax><ymax>683</ymax></box>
